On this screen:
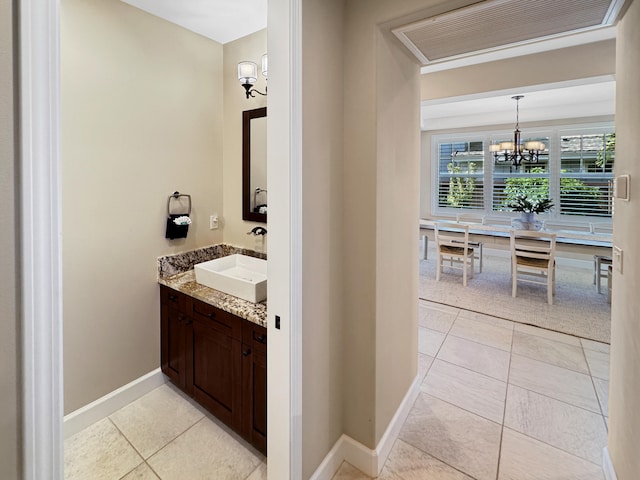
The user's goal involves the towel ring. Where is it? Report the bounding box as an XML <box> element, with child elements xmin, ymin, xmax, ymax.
<box><xmin>167</xmin><ymin>192</ymin><xmax>191</xmax><ymax>216</ymax></box>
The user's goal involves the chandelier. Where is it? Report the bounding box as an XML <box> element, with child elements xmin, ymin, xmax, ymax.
<box><xmin>490</xmin><ymin>95</ymin><xmax>545</xmax><ymax>169</ymax></box>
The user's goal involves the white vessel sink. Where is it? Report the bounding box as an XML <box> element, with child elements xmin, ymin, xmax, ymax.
<box><xmin>194</xmin><ymin>254</ymin><xmax>267</xmax><ymax>303</ymax></box>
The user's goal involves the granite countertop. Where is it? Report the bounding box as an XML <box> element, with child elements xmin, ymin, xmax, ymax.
<box><xmin>158</xmin><ymin>244</ymin><xmax>267</xmax><ymax>328</ymax></box>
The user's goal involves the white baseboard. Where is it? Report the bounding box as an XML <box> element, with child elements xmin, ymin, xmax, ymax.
<box><xmin>63</xmin><ymin>368</ymin><xmax>166</xmax><ymax>439</ymax></box>
<box><xmin>310</xmin><ymin>372</ymin><xmax>421</xmax><ymax>479</ymax></box>
<box><xmin>373</xmin><ymin>372</ymin><xmax>422</xmax><ymax>473</ymax></box>
<box><xmin>603</xmin><ymin>447</ymin><xmax>618</xmax><ymax>480</ymax></box>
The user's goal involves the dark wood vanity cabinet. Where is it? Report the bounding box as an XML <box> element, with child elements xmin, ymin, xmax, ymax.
<box><xmin>160</xmin><ymin>286</ymin><xmax>188</xmax><ymax>389</ymax></box>
<box><xmin>242</xmin><ymin>322</ymin><xmax>268</xmax><ymax>453</ymax></box>
<box><xmin>160</xmin><ymin>285</ymin><xmax>267</xmax><ymax>454</ymax></box>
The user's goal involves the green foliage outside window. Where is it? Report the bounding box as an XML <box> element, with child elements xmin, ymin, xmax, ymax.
<box><xmin>596</xmin><ymin>133</ymin><xmax>616</xmax><ymax>168</ymax></box>
<box><xmin>499</xmin><ymin>167</ymin><xmax>600</xmax><ymax>212</ymax></box>
<box><xmin>446</xmin><ymin>162</ymin><xmax>476</xmax><ymax>208</ymax></box>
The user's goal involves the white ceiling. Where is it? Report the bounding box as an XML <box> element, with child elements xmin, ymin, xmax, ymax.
<box><xmin>118</xmin><ymin>0</ymin><xmax>616</xmax><ymax>132</ymax></box>
<box><xmin>120</xmin><ymin>0</ymin><xmax>267</xmax><ymax>44</ymax></box>
<box><xmin>421</xmin><ymin>78</ymin><xmax>616</xmax><ymax>131</ymax></box>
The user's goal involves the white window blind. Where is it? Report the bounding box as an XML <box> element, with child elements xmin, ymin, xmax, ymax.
<box><xmin>431</xmin><ymin>124</ymin><xmax>615</xmax><ymax>223</ymax></box>
<box><xmin>559</xmin><ymin>131</ymin><xmax>615</xmax><ymax>218</ymax></box>
<box><xmin>436</xmin><ymin>140</ymin><xmax>485</xmax><ymax>210</ymax></box>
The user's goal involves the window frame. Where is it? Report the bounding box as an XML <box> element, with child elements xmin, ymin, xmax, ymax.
<box><xmin>432</xmin><ymin>135</ymin><xmax>488</xmax><ymax>212</ymax></box>
<box><xmin>431</xmin><ymin>122</ymin><xmax>615</xmax><ymax>225</ymax></box>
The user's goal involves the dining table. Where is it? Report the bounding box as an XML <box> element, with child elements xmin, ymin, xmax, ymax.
<box><xmin>419</xmin><ymin>218</ymin><xmax>613</xmax><ymax>259</ymax></box>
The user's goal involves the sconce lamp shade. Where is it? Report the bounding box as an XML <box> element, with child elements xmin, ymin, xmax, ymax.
<box><xmin>238</xmin><ymin>61</ymin><xmax>258</xmax><ymax>85</ymax></box>
<box><xmin>238</xmin><ymin>56</ymin><xmax>268</xmax><ymax>99</ymax></box>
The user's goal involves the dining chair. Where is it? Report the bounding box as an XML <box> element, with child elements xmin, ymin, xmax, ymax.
<box><xmin>593</xmin><ymin>254</ymin><xmax>612</xmax><ymax>294</ymax></box>
<box><xmin>455</xmin><ymin>213</ymin><xmax>484</xmax><ymax>273</ymax></box>
<box><xmin>510</xmin><ymin>230</ymin><xmax>557</xmax><ymax>305</ymax></box>
<box><xmin>435</xmin><ymin>223</ymin><xmax>475</xmax><ymax>286</ymax></box>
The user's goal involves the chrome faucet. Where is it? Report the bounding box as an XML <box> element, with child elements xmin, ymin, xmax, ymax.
<box><xmin>247</xmin><ymin>226</ymin><xmax>267</xmax><ymax>236</ymax></box>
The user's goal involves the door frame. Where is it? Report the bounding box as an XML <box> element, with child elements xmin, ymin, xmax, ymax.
<box><xmin>19</xmin><ymin>0</ymin><xmax>64</xmax><ymax>478</ymax></box>
<box><xmin>19</xmin><ymin>0</ymin><xmax>303</xmax><ymax>478</ymax></box>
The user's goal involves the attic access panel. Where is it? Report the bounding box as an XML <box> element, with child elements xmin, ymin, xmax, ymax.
<box><xmin>393</xmin><ymin>0</ymin><xmax>625</xmax><ymax>65</ymax></box>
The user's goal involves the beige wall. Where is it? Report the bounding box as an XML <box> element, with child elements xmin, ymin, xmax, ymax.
<box><xmin>222</xmin><ymin>30</ymin><xmax>268</xmax><ymax>251</ymax></box>
<box><xmin>301</xmin><ymin>0</ymin><xmax>345</xmax><ymax>477</ymax></box>
<box><xmin>298</xmin><ymin>0</ymin><xmax>431</xmax><ymax>471</ymax></box>
<box><xmin>609</xmin><ymin>0</ymin><xmax>640</xmax><ymax>478</ymax></box>
<box><xmin>421</xmin><ymin>40</ymin><xmax>616</xmax><ymax>101</ymax></box>
<box><xmin>373</xmin><ymin>23</ymin><xmax>421</xmax><ymax>443</ymax></box>
<box><xmin>341</xmin><ymin>0</ymin><xmax>433</xmax><ymax>450</ymax></box>
<box><xmin>61</xmin><ymin>0</ymin><xmax>224</xmax><ymax>413</ymax></box>
<box><xmin>0</xmin><ymin>0</ymin><xmax>20</xmax><ymax>476</ymax></box>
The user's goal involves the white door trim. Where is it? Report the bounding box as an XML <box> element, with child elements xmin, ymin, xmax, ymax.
<box><xmin>19</xmin><ymin>0</ymin><xmax>64</xmax><ymax>479</ymax></box>
<box><xmin>289</xmin><ymin>0</ymin><xmax>303</xmax><ymax>475</ymax></box>
<box><xmin>21</xmin><ymin>0</ymin><xmax>305</xmax><ymax>477</ymax></box>
<box><xmin>266</xmin><ymin>0</ymin><xmax>303</xmax><ymax>477</ymax></box>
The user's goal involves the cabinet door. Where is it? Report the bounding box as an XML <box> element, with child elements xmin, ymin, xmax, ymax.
<box><xmin>242</xmin><ymin>324</ymin><xmax>267</xmax><ymax>454</ymax></box>
<box><xmin>190</xmin><ymin>317</ymin><xmax>242</xmax><ymax>432</ymax></box>
<box><xmin>160</xmin><ymin>304</ymin><xmax>186</xmax><ymax>388</ymax></box>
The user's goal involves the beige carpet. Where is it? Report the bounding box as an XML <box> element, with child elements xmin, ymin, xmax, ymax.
<box><xmin>419</xmin><ymin>254</ymin><xmax>611</xmax><ymax>343</ymax></box>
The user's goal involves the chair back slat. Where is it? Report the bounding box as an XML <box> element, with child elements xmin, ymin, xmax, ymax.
<box><xmin>510</xmin><ymin>229</ymin><xmax>557</xmax><ymax>304</ymax></box>
<box><xmin>435</xmin><ymin>223</ymin><xmax>471</xmax><ymax>255</ymax></box>
<box><xmin>434</xmin><ymin>222</ymin><xmax>475</xmax><ymax>286</ymax></box>
<box><xmin>511</xmin><ymin>230</ymin><xmax>556</xmax><ymax>261</ymax></box>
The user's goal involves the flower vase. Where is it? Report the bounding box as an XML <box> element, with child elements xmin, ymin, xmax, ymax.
<box><xmin>521</xmin><ymin>212</ymin><xmax>534</xmax><ymax>225</ymax></box>
<box><xmin>512</xmin><ymin>212</ymin><xmax>542</xmax><ymax>231</ymax></box>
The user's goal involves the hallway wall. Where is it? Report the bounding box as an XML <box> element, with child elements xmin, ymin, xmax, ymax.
<box><xmin>301</xmin><ymin>0</ymin><xmax>345</xmax><ymax>477</ymax></box>
<box><xmin>420</xmin><ymin>39</ymin><xmax>616</xmax><ymax>101</ymax></box>
<box><xmin>341</xmin><ymin>0</ymin><xmax>449</xmax><ymax>450</ymax></box>
<box><xmin>609</xmin><ymin>0</ymin><xmax>640</xmax><ymax>477</ymax></box>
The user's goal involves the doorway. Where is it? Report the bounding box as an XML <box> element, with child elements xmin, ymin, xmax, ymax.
<box><xmin>19</xmin><ymin>0</ymin><xmax>302</xmax><ymax>478</ymax></box>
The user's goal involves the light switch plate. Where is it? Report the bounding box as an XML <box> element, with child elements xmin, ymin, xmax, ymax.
<box><xmin>613</xmin><ymin>245</ymin><xmax>623</xmax><ymax>273</ymax></box>
<box><xmin>614</xmin><ymin>174</ymin><xmax>630</xmax><ymax>200</ymax></box>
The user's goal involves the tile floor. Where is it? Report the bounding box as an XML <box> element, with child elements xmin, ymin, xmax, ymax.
<box><xmin>333</xmin><ymin>300</ymin><xmax>610</xmax><ymax>480</ymax></box>
<box><xmin>65</xmin><ymin>300</ymin><xmax>610</xmax><ymax>480</ymax></box>
<box><xmin>64</xmin><ymin>383</ymin><xmax>267</xmax><ymax>480</ymax></box>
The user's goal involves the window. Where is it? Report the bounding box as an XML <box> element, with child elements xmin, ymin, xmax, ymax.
<box><xmin>432</xmin><ymin>124</ymin><xmax>615</xmax><ymax>222</ymax></box>
<box><xmin>436</xmin><ymin>140</ymin><xmax>484</xmax><ymax>210</ymax></box>
<box><xmin>491</xmin><ymin>134</ymin><xmax>550</xmax><ymax>213</ymax></box>
<box><xmin>559</xmin><ymin>131</ymin><xmax>615</xmax><ymax>218</ymax></box>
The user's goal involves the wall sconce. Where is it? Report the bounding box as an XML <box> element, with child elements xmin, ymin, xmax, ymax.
<box><xmin>238</xmin><ymin>53</ymin><xmax>267</xmax><ymax>99</ymax></box>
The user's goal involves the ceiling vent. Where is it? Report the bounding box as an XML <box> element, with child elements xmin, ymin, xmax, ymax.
<box><xmin>393</xmin><ymin>0</ymin><xmax>626</xmax><ymax>65</ymax></box>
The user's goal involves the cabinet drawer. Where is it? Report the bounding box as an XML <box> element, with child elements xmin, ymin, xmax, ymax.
<box><xmin>243</xmin><ymin>322</ymin><xmax>267</xmax><ymax>354</ymax></box>
<box><xmin>160</xmin><ymin>285</ymin><xmax>187</xmax><ymax>311</ymax></box>
<box><xmin>188</xmin><ymin>297</ymin><xmax>242</xmax><ymax>340</ymax></box>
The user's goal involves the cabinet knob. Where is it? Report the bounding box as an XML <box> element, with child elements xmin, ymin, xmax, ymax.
<box><xmin>243</xmin><ymin>348</ymin><xmax>252</xmax><ymax>357</ymax></box>
<box><xmin>256</xmin><ymin>334</ymin><xmax>266</xmax><ymax>344</ymax></box>
<box><xmin>208</xmin><ymin>312</ymin><xmax>216</xmax><ymax>320</ymax></box>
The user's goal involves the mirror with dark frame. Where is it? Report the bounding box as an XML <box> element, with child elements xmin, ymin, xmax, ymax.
<box><xmin>242</xmin><ymin>107</ymin><xmax>267</xmax><ymax>223</ymax></box>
